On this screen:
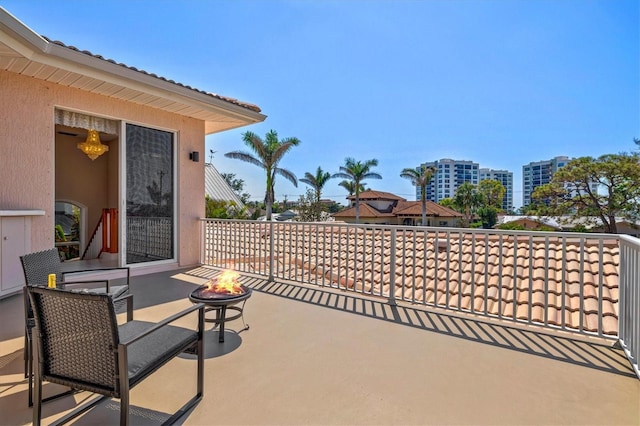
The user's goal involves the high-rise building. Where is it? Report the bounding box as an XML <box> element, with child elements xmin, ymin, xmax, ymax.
<box><xmin>522</xmin><ymin>156</ymin><xmax>570</xmax><ymax>207</ymax></box>
<box><xmin>478</xmin><ymin>168</ymin><xmax>514</xmax><ymax>212</ymax></box>
<box><xmin>416</xmin><ymin>159</ymin><xmax>479</xmax><ymax>203</ymax></box>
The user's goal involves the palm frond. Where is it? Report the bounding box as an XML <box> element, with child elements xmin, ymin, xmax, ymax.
<box><xmin>224</xmin><ymin>151</ymin><xmax>265</xmax><ymax>169</ymax></box>
<box><xmin>362</xmin><ymin>172</ymin><xmax>382</xmax><ymax>180</ymax></box>
<box><xmin>271</xmin><ymin>139</ymin><xmax>301</xmax><ymax>165</ymax></box>
<box><xmin>333</xmin><ymin>171</ymin><xmax>351</xmax><ymax>179</ymax></box>
<box><xmin>241</xmin><ymin>131</ymin><xmax>268</xmax><ymax>160</ymax></box>
<box><xmin>275</xmin><ymin>167</ymin><xmax>298</xmax><ymax>186</ymax></box>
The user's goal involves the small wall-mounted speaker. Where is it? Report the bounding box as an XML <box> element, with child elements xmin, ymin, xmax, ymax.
<box><xmin>189</xmin><ymin>151</ymin><xmax>200</xmax><ymax>162</ymax></box>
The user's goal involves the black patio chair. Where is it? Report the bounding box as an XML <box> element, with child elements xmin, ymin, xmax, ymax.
<box><xmin>21</xmin><ymin>248</ymin><xmax>133</xmax><ymax>407</ymax></box>
<box><xmin>27</xmin><ymin>286</ymin><xmax>204</xmax><ymax>426</ymax></box>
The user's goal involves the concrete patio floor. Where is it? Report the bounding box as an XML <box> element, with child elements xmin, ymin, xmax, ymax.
<box><xmin>1</xmin><ymin>266</ymin><xmax>638</xmax><ymax>425</ymax></box>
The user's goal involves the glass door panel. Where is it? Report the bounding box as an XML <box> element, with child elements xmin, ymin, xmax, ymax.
<box><xmin>125</xmin><ymin>124</ymin><xmax>174</xmax><ymax>264</ymax></box>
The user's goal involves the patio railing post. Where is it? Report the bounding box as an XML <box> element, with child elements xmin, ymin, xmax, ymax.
<box><xmin>199</xmin><ymin>219</ymin><xmax>204</xmax><ymax>265</ymax></box>
<box><xmin>388</xmin><ymin>227</ymin><xmax>397</xmax><ymax>306</ymax></box>
<box><xmin>269</xmin><ymin>220</ymin><xmax>274</xmax><ymax>282</ymax></box>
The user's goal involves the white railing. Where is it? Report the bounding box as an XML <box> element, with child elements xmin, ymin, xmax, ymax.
<box><xmin>200</xmin><ymin>219</ymin><xmax>639</xmax><ymax>378</ymax></box>
<box><xmin>618</xmin><ymin>235</ymin><xmax>640</xmax><ymax>379</ymax></box>
<box><xmin>127</xmin><ymin>217</ymin><xmax>173</xmax><ymax>259</ymax></box>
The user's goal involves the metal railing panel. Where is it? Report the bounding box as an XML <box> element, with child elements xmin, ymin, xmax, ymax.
<box><xmin>200</xmin><ymin>219</ymin><xmax>631</xmax><ymax>346</ymax></box>
<box><xmin>619</xmin><ymin>235</ymin><xmax>640</xmax><ymax>379</ymax></box>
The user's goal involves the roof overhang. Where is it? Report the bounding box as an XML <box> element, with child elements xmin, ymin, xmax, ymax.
<box><xmin>0</xmin><ymin>8</ymin><xmax>266</xmax><ymax>134</ymax></box>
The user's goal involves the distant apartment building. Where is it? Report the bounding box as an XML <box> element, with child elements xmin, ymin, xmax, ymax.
<box><xmin>416</xmin><ymin>159</ymin><xmax>479</xmax><ymax>203</ymax></box>
<box><xmin>522</xmin><ymin>156</ymin><xmax>569</xmax><ymax>206</ymax></box>
<box><xmin>479</xmin><ymin>168</ymin><xmax>514</xmax><ymax>212</ymax></box>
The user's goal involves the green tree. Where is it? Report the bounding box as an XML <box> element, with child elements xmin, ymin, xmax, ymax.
<box><xmin>205</xmin><ymin>196</ymin><xmax>248</xmax><ymax>219</ymax></box>
<box><xmin>294</xmin><ymin>189</ymin><xmax>330</xmax><ymax>222</ymax></box>
<box><xmin>477</xmin><ymin>179</ymin><xmax>506</xmax><ymax>209</ymax></box>
<box><xmin>338</xmin><ymin>180</ymin><xmax>365</xmax><ymax>196</ymax></box>
<box><xmin>400</xmin><ymin>164</ymin><xmax>435</xmax><ymax>226</ymax></box>
<box><xmin>453</xmin><ymin>182</ymin><xmax>484</xmax><ymax>227</ymax></box>
<box><xmin>225</xmin><ymin>130</ymin><xmax>300</xmax><ymax>221</ymax></box>
<box><xmin>518</xmin><ymin>203</ymin><xmax>542</xmax><ymax>215</ymax></box>
<box><xmin>333</xmin><ymin>158</ymin><xmax>382</xmax><ymax>224</ymax></box>
<box><xmin>476</xmin><ymin>205</ymin><xmax>498</xmax><ymax>229</ymax></box>
<box><xmin>221</xmin><ymin>172</ymin><xmax>251</xmax><ymax>204</ymax></box>
<box><xmin>495</xmin><ymin>222</ymin><xmax>526</xmax><ymax>231</ymax></box>
<box><xmin>300</xmin><ymin>166</ymin><xmax>333</xmax><ymax>205</ymax></box>
<box><xmin>531</xmin><ymin>153</ymin><xmax>640</xmax><ymax>233</ymax></box>
<box><xmin>438</xmin><ymin>198</ymin><xmax>457</xmax><ymax>211</ymax></box>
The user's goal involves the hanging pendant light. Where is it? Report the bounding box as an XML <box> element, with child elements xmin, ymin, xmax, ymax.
<box><xmin>77</xmin><ymin>129</ymin><xmax>109</xmax><ymax>160</ymax></box>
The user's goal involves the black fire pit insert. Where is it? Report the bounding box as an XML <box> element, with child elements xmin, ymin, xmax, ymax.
<box><xmin>189</xmin><ymin>284</ymin><xmax>252</xmax><ymax>343</ymax></box>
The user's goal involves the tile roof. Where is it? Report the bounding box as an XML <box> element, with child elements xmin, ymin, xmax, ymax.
<box><xmin>347</xmin><ymin>189</ymin><xmax>406</xmax><ymax>201</ymax></box>
<box><xmin>210</xmin><ymin>224</ymin><xmax>620</xmax><ymax>336</ymax></box>
<box><xmin>394</xmin><ymin>200</ymin><xmax>464</xmax><ymax>217</ymax></box>
<box><xmin>333</xmin><ymin>199</ymin><xmax>463</xmax><ymax>219</ymax></box>
<box><xmin>332</xmin><ymin>203</ymin><xmax>396</xmax><ymax>218</ymax></box>
<box><xmin>43</xmin><ymin>37</ymin><xmax>262</xmax><ymax>113</ymax></box>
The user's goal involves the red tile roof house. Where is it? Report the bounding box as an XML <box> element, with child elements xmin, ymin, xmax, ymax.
<box><xmin>333</xmin><ymin>189</ymin><xmax>463</xmax><ymax>226</ymax></box>
<box><xmin>1</xmin><ymin>7</ymin><xmax>640</xmax><ymax>425</ymax></box>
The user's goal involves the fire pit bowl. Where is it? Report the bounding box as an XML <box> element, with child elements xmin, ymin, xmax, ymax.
<box><xmin>189</xmin><ymin>283</ymin><xmax>252</xmax><ymax>305</ymax></box>
<box><xmin>188</xmin><ymin>272</ymin><xmax>252</xmax><ymax>343</ymax></box>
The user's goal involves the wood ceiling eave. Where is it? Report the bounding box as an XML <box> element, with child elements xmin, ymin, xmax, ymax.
<box><xmin>89</xmin><ymin>81</ymin><xmax>126</xmax><ymax>97</ymax></box>
<box><xmin>19</xmin><ymin>60</ymin><xmax>47</xmax><ymax>76</ymax></box>
<box><xmin>69</xmin><ymin>75</ymin><xmax>103</xmax><ymax>91</ymax></box>
<box><xmin>4</xmin><ymin>56</ymin><xmax>30</xmax><ymax>73</ymax></box>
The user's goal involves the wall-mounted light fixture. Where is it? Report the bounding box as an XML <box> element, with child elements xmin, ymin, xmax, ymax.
<box><xmin>77</xmin><ymin>129</ymin><xmax>109</xmax><ymax>160</ymax></box>
<box><xmin>189</xmin><ymin>151</ymin><xmax>200</xmax><ymax>162</ymax></box>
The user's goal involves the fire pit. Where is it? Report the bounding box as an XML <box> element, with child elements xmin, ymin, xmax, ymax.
<box><xmin>189</xmin><ymin>270</ymin><xmax>252</xmax><ymax>343</ymax></box>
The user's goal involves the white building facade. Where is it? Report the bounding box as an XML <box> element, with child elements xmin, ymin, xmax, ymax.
<box><xmin>416</xmin><ymin>159</ymin><xmax>479</xmax><ymax>203</ymax></box>
<box><xmin>522</xmin><ymin>156</ymin><xmax>572</xmax><ymax>206</ymax></box>
<box><xmin>479</xmin><ymin>168</ymin><xmax>514</xmax><ymax>212</ymax></box>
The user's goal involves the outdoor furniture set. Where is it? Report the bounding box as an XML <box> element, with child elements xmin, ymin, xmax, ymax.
<box><xmin>19</xmin><ymin>248</ymin><xmax>205</xmax><ymax>425</ymax></box>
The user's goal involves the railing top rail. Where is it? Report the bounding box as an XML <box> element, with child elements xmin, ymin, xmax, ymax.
<box><xmin>619</xmin><ymin>234</ymin><xmax>640</xmax><ymax>246</ymax></box>
<box><xmin>199</xmin><ymin>217</ymin><xmax>621</xmax><ymax>241</ymax></box>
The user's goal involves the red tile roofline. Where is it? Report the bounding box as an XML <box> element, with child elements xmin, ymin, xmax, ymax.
<box><xmin>43</xmin><ymin>37</ymin><xmax>262</xmax><ymax>113</ymax></box>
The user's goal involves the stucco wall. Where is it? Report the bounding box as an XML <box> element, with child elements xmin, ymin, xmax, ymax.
<box><xmin>55</xmin><ymin>133</ymin><xmax>110</xmax><ymax>230</ymax></box>
<box><xmin>0</xmin><ymin>70</ymin><xmax>205</xmax><ymax>267</ymax></box>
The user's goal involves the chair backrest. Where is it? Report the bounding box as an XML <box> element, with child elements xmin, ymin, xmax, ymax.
<box><xmin>27</xmin><ymin>286</ymin><xmax>122</xmax><ymax>396</ymax></box>
<box><xmin>20</xmin><ymin>248</ymin><xmax>63</xmax><ymax>287</ymax></box>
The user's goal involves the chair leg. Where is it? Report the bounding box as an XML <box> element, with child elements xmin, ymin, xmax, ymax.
<box><xmin>32</xmin><ymin>339</ymin><xmax>41</xmax><ymax>426</ymax></box>
<box><xmin>120</xmin><ymin>392</ymin><xmax>130</xmax><ymax>426</ymax></box>
<box><xmin>27</xmin><ymin>331</ymin><xmax>33</xmax><ymax>407</ymax></box>
<box><xmin>24</xmin><ymin>329</ymin><xmax>29</xmax><ymax>378</ymax></box>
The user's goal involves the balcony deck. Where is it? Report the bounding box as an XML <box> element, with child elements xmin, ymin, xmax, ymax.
<box><xmin>1</xmin><ymin>266</ymin><xmax>638</xmax><ymax>425</ymax></box>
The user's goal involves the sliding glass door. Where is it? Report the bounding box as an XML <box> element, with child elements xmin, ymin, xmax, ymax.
<box><xmin>125</xmin><ymin>124</ymin><xmax>175</xmax><ymax>264</ymax></box>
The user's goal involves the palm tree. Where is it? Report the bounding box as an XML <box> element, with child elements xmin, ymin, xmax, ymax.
<box><xmin>400</xmin><ymin>164</ymin><xmax>435</xmax><ymax>226</ymax></box>
<box><xmin>225</xmin><ymin>130</ymin><xmax>300</xmax><ymax>220</ymax></box>
<box><xmin>300</xmin><ymin>166</ymin><xmax>332</xmax><ymax>205</ymax></box>
<box><xmin>453</xmin><ymin>182</ymin><xmax>483</xmax><ymax>226</ymax></box>
<box><xmin>338</xmin><ymin>180</ymin><xmax>366</xmax><ymax>196</ymax></box>
<box><xmin>333</xmin><ymin>157</ymin><xmax>382</xmax><ymax>224</ymax></box>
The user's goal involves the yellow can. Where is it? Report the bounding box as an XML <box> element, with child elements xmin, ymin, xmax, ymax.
<box><xmin>47</xmin><ymin>273</ymin><xmax>56</xmax><ymax>288</ymax></box>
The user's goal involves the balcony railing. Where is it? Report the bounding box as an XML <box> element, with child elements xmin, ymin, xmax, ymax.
<box><xmin>200</xmin><ymin>219</ymin><xmax>640</xmax><ymax>379</ymax></box>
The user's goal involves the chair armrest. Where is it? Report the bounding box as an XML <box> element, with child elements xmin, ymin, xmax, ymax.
<box><xmin>62</xmin><ymin>267</ymin><xmax>130</xmax><ymax>284</ymax></box>
<box><xmin>56</xmin><ymin>279</ymin><xmax>110</xmax><ymax>290</ymax></box>
<box><xmin>114</xmin><ymin>294</ymin><xmax>134</xmax><ymax>322</ymax></box>
<box><xmin>119</xmin><ymin>303</ymin><xmax>205</xmax><ymax>347</ymax></box>
<box><xmin>62</xmin><ymin>267</ymin><xmax>130</xmax><ymax>292</ymax></box>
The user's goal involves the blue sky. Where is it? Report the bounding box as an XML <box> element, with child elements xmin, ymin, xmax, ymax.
<box><xmin>4</xmin><ymin>0</ymin><xmax>638</xmax><ymax>208</ymax></box>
